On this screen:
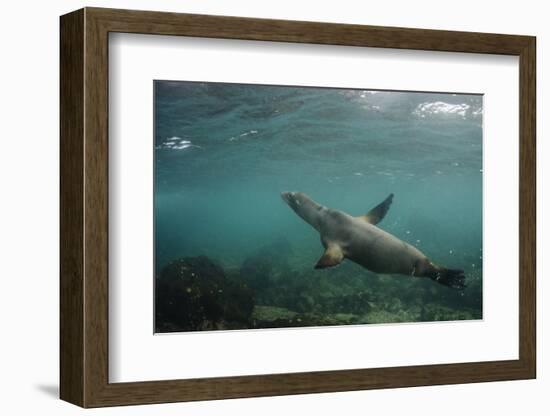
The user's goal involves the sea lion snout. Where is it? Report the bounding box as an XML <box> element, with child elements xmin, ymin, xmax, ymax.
<box><xmin>281</xmin><ymin>191</ymin><xmax>301</xmax><ymax>209</ymax></box>
<box><xmin>280</xmin><ymin>191</ymin><xmax>294</xmax><ymax>204</ymax></box>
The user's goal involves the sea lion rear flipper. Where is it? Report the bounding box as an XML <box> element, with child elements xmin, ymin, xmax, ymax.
<box><xmin>358</xmin><ymin>193</ymin><xmax>394</xmax><ymax>225</ymax></box>
<box><xmin>431</xmin><ymin>268</ymin><xmax>466</xmax><ymax>290</ymax></box>
<box><xmin>314</xmin><ymin>245</ymin><xmax>344</xmax><ymax>269</ymax></box>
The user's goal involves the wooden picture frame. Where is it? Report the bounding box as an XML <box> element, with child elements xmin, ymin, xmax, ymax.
<box><xmin>60</xmin><ymin>7</ymin><xmax>536</xmax><ymax>408</ymax></box>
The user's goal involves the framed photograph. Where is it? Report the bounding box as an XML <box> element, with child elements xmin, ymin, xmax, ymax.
<box><xmin>60</xmin><ymin>7</ymin><xmax>536</xmax><ymax>408</ymax></box>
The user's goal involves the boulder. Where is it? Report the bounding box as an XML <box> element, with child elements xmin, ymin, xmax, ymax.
<box><xmin>155</xmin><ymin>256</ymin><xmax>254</xmax><ymax>332</ymax></box>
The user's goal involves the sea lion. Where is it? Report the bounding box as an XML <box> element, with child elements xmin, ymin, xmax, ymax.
<box><xmin>281</xmin><ymin>191</ymin><xmax>465</xmax><ymax>289</ymax></box>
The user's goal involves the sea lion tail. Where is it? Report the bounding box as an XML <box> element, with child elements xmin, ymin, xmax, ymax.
<box><xmin>431</xmin><ymin>268</ymin><xmax>466</xmax><ymax>290</ymax></box>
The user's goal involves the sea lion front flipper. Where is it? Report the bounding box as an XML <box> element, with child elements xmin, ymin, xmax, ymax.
<box><xmin>314</xmin><ymin>244</ymin><xmax>344</xmax><ymax>269</ymax></box>
<box><xmin>358</xmin><ymin>193</ymin><xmax>394</xmax><ymax>225</ymax></box>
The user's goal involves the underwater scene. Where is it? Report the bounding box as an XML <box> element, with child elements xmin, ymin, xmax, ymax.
<box><xmin>154</xmin><ymin>80</ymin><xmax>483</xmax><ymax>333</ymax></box>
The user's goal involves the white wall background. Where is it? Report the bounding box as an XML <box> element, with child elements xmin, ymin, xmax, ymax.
<box><xmin>0</xmin><ymin>0</ymin><xmax>545</xmax><ymax>414</ymax></box>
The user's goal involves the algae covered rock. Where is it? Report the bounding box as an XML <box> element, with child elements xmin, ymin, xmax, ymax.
<box><xmin>361</xmin><ymin>309</ymin><xmax>419</xmax><ymax>324</ymax></box>
<box><xmin>239</xmin><ymin>238</ymin><xmax>293</xmax><ymax>291</ymax></box>
<box><xmin>251</xmin><ymin>305</ymin><xmax>360</xmax><ymax>328</ymax></box>
<box><xmin>252</xmin><ymin>305</ymin><xmax>298</xmax><ymax>322</ymax></box>
<box><xmin>155</xmin><ymin>256</ymin><xmax>254</xmax><ymax>332</ymax></box>
<box><xmin>240</xmin><ymin>255</ymin><xmax>273</xmax><ymax>291</ymax></box>
<box><xmin>420</xmin><ymin>303</ymin><xmax>477</xmax><ymax>321</ymax></box>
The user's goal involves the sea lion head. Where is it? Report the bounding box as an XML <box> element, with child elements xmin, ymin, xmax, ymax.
<box><xmin>281</xmin><ymin>191</ymin><xmax>305</xmax><ymax>210</ymax></box>
<box><xmin>281</xmin><ymin>191</ymin><xmax>324</xmax><ymax>230</ymax></box>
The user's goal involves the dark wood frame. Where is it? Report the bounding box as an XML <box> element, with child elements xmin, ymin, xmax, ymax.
<box><xmin>60</xmin><ymin>7</ymin><xmax>536</xmax><ymax>408</ymax></box>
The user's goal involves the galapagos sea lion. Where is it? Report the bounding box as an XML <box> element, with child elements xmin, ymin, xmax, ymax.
<box><xmin>281</xmin><ymin>191</ymin><xmax>465</xmax><ymax>289</ymax></box>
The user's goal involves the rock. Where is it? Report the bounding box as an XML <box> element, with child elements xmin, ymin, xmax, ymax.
<box><xmin>358</xmin><ymin>301</ymin><xmax>423</xmax><ymax>323</ymax></box>
<box><xmin>240</xmin><ymin>255</ymin><xmax>273</xmax><ymax>291</ymax></box>
<box><xmin>360</xmin><ymin>310</ymin><xmax>412</xmax><ymax>324</ymax></box>
<box><xmin>330</xmin><ymin>313</ymin><xmax>358</xmax><ymax>325</ymax></box>
<box><xmin>251</xmin><ymin>305</ymin><xmax>360</xmax><ymax>328</ymax></box>
<box><xmin>420</xmin><ymin>303</ymin><xmax>477</xmax><ymax>321</ymax></box>
<box><xmin>253</xmin><ymin>305</ymin><xmax>298</xmax><ymax>321</ymax></box>
<box><xmin>155</xmin><ymin>256</ymin><xmax>254</xmax><ymax>332</ymax></box>
<box><xmin>319</xmin><ymin>291</ymin><xmax>373</xmax><ymax>314</ymax></box>
<box><xmin>239</xmin><ymin>238</ymin><xmax>293</xmax><ymax>291</ymax></box>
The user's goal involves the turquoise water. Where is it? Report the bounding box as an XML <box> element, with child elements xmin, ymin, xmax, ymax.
<box><xmin>154</xmin><ymin>81</ymin><xmax>482</xmax><ymax>332</ymax></box>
